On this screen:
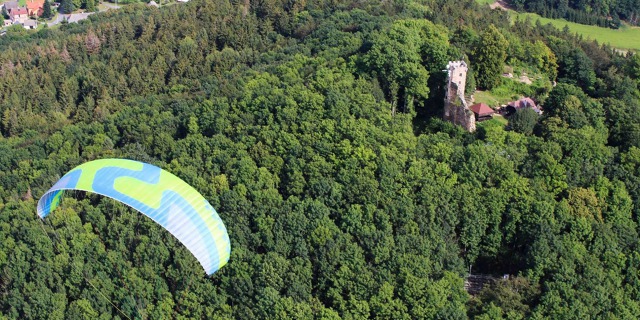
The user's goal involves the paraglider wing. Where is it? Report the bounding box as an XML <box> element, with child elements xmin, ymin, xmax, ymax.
<box><xmin>37</xmin><ymin>158</ymin><xmax>231</xmax><ymax>276</ymax></box>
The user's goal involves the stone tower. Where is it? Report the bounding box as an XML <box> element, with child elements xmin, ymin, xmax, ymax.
<box><xmin>443</xmin><ymin>61</ymin><xmax>476</xmax><ymax>132</ymax></box>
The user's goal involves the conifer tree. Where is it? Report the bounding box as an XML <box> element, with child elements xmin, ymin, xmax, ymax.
<box><xmin>42</xmin><ymin>0</ymin><xmax>52</xmax><ymax>19</ymax></box>
<box><xmin>60</xmin><ymin>0</ymin><xmax>75</xmax><ymax>14</ymax></box>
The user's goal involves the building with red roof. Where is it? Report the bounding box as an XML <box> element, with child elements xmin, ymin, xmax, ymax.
<box><xmin>506</xmin><ymin>97</ymin><xmax>542</xmax><ymax>115</ymax></box>
<box><xmin>9</xmin><ymin>7</ymin><xmax>29</xmax><ymax>23</ymax></box>
<box><xmin>26</xmin><ymin>0</ymin><xmax>45</xmax><ymax>17</ymax></box>
<box><xmin>469</xmin><ymin>103</ymin><xmax>494</xmax><ymax>122</ymax></box>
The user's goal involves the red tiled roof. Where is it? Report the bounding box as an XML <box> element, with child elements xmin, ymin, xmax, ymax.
<box><xmin>26</xmin><ymin>0</ymin><xmax>45</xmax><ymax>8</ymax></box>
<box><xmin>506</xmin><ymin>97</ymin><xmax>543</xmax><ymax>115</ymax></box>
<box><xmin>10</xmin><ymin>7</ymin><xmax>29</xmax><ymax>15</ymax></box>
<box><xmin>508</xmin><ymin>97</ymin><xmax>537</xmax><ymax>109</ymax></box>
<box><xmin>470</xmin><ymin>103</ymin><xmax>494</xmax><ymax>116</ymax></box>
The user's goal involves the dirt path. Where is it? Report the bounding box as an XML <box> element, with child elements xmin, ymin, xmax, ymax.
<box><xmin>489</xmin><ymin>0</ymin><xmax>513</xmax><ymax>10</ymax></box>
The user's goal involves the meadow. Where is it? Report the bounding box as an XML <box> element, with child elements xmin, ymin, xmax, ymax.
<box><xmin>475</xmin><ymin>0</ymin><xmax>640</xmax><ymax>51</ymax></box>
<box><xmin>510</xmin><ymin>11</ymin><xmax>640</xmax><ymax>51</ymax></box>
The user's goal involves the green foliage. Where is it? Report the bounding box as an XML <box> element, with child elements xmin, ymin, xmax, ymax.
<box><xmin>84</xmin><ymin>0</ymin><xmax>96</xmax><ymax>12</ymax></box>
<box><xmin>364</xmin><ymin>18</ymin><xmax>449</xmax><ymax>114</ymax></box>
<box><xmin>473</xmin><ymin>25</ymin><xmax>509</xmax><ymax>90</ymax></box>
<box><xmin>66</xmin><ymin>299</ymin><xmax>98</xmax><ymax>320</ymax></box>
<box><xmin>59</xmin><ymin>0</ymin><xmax>74</xmax><ymax>14</ymax></box>
<box><xmin>528</xmin><ymin>40</ymin><xmax>558</xmax><ymax>81</ymax></box>
<box><xmin>473</xmin><ymin>72</ymin><xmax>552</xmax><ymax>111</ymax></box>
<box><xmin>508</xmin><ymin>107</ymin><xmax>539</xmax><ymax>135</ymax></box>
<box><xmin>630</xmin><ymin>54</ymin><xmax>640</xmax><ymax>81</ymax></box>
<box><xmin>543</xmin><ymin>83</ymin><xmax>604</xmax><ymax>129</ymax></box>
<box><xmin>0</xmin><ymin>0</ymin><xmax>639</xmax><ymax>319</ymax></box>
<box><xmin>471</xmin><ymin>276</ymin><xmax>540</xmax><ymax>319</ymax></box>
<box><xmin>601</xmin><ymin>97</ymin><xmax>640</xmax><ymax>150</ymax></box>
<box><xmin>42</xmin><ymin>0</ymin><xmax>53</xmax><ymax>19</ymax></box>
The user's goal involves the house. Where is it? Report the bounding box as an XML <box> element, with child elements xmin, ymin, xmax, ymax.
<box><xmin>9</xmin><ymin>7</ymin><xmax>29</xmax><ymax>24</ymax></box>
<box><xmin>26</xmin><ymin>0</ymin><xmax>45</xmax><ymax>17</ymax></box>
<box><xmin>22</xmin><ymin>19</ymin><xmax>37</xmax><ymax>29</ymax></box>
<box><xmin>505</xmin><ymin>97</ymin><xmax>542</xmax><ymax>116</ymax></box>
<box><xmin>469</xmin><ymin>103</ymin><xmax>495</xmax><ymax>122</ymax></box>
<box><xmin>148</xmin><ymin>0</ymin><xmax>159</xmax><ymax>7</ymax></box>
<box><xmin>3</xmin><ymin>1</ymin><xmax>20</xmax><ymax>12</ymax></box>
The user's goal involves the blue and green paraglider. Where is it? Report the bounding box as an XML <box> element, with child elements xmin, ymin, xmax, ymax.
<box><xmin>37</xmin><ymin>158</ymin><xmax>231</xmax><ymax>276</ymax></box>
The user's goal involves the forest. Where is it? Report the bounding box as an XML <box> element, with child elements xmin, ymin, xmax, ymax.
<box><xmin>1</xmin><ymin>0</ymin><xmax>640</xmax><ymax>318</ymax></box>
<box><xmin>510</xmin><ymin>0</ymin><xmax>640</xmax><ymax>28</ymax></box>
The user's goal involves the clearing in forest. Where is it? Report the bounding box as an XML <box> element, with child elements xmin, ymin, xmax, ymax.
<box><xmin>479</xmin><ymin>0</ymin><xmax>640</xmax><ymax>51</ymax></box>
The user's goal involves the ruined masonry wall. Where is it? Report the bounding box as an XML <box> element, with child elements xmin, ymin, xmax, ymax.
<box><xmin>444</xmin><ymin>61</ymin><xmax>476</xmax><ymax>132</ymax></box>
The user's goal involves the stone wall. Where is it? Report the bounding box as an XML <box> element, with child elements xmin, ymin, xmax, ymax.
<box><xmin>444</xmin><ymin>61</ymin><xmax>476</xmax><ymax>132</ymax></box>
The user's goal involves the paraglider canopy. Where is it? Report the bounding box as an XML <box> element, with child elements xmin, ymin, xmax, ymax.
<box><xmin>37</xmin><ymin>158</ymin><xmax>231</xmax><ymax>276</ymax></box>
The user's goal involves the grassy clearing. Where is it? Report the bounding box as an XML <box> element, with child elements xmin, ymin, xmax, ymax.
<box><xmin>476</xmin><ymin>0</ymin><xmax>640</xmax><ymax>51</ymax></box>
<box><xmin>474</xmin><ymin>86</ymin><xmax>522</xmax><ymax>108</ymax></box>
<box><xmin>492</xmin><ymin>114</ymin><xmax>509</xmax><ymax>126</ymax></box>
<box><xmin>473</xmin><ymin>71</ymin><xmax>550</xmax><ymax>108</ymax></box>
<box><xmin>474</xmin><ymin>90</ymin><xmax>503</xmax><ymax>108</ymax></box>
<box><xmin>509</xmin><ymin>11</ymin><xmax>640</xmax><ymax>51</ymax></box>
<box><xmin>477</xmin><ymin>117</ymin><xmax>508</xmax><ymax>130</ymax></box>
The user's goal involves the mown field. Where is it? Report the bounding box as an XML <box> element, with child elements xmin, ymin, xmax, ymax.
<box><xmin>510</xmin><ymin>11</ymin><xmax>640</xmax><ymax>51</ymax></box>
<box><xmin>476</xmin><ymin>0</ymin><xmax>640</xmax><ymax>51</ymax></box>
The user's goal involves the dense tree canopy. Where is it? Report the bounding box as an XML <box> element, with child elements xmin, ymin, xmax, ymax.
<box><xmin>0</xmin><ymin>0</ymin><xmax>639</xmax><ymax>319</ymax></box>
<box><xmin>363</xmin><ymin>19</ymin><xmax>448</xmax><ymax>114</ymax></box>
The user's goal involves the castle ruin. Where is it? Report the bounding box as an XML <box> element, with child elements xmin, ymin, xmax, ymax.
<box><xmin>443</xmin><ymin>61</ymin><xmax>476</xmax><ymax>132</ymax></box>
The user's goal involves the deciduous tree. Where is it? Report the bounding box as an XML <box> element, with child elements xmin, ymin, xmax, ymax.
<box><xmin>472</xmin><ymin>25</ymin><xmax>508</xmax><ymax>90</ymax></box>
